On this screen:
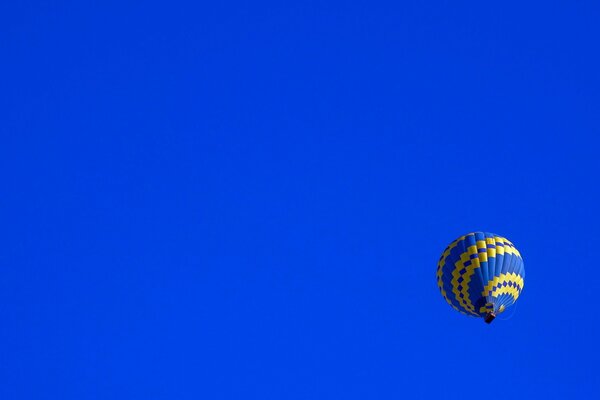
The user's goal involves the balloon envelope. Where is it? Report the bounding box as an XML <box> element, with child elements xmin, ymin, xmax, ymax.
<box><xmin>437</xmin><ymin>232</ymin><xmax>525</xmax><ymax>322</ymax></box>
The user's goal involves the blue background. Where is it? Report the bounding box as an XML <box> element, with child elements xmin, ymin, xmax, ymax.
<box><xmin>2</xmin><ymin>1</ymin><xmax>599</xmax><ymax>399</ymax></box>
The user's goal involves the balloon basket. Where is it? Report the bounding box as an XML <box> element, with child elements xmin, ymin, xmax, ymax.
<box><xmin>484</xmin><ymin>312</ymin><xmax>496</xmax><ymax>324</ymax></box>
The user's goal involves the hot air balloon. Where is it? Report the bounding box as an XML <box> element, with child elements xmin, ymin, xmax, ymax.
<box><xmin>436</xmin><ymin>232</ymin><xmax>525</xmax><ymax>323</ymax></box>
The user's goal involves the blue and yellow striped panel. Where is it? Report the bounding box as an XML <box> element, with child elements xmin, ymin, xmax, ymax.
<box><xmin>436</xmin><ymin>232</ymin><xmax>525</xmax><ymax>318</ymax></box>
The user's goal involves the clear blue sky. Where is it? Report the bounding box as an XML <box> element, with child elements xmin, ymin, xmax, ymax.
<box><xmin>2</xmin><ymin>1</ymin><xmax>599</xmax><ymax>399</ymax></box>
